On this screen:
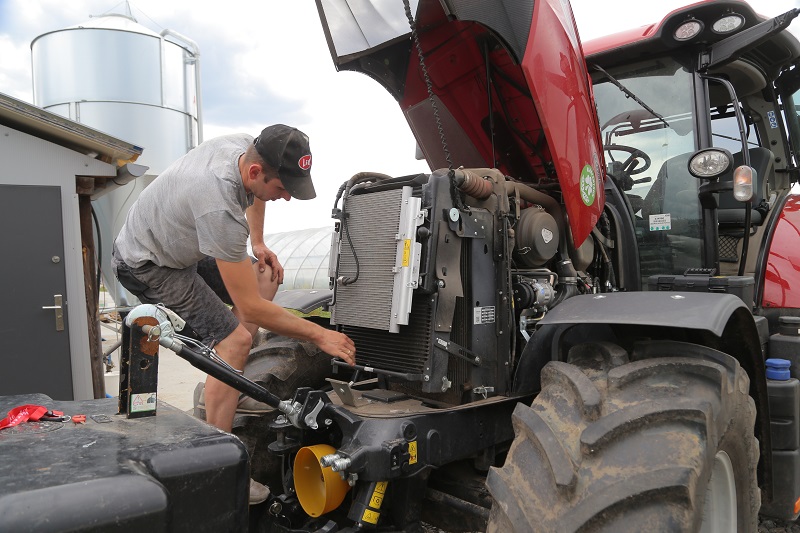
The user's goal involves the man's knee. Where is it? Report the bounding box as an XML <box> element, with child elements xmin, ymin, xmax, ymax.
<box><xmin>253</xmin><ymin>263</ymin><xmax>279</xmax><ymax>301</ymax></box>
<box><xmin>216</xmin><ymin>325</ymin><xmax>253</xmax><ymax>369</ymax></box>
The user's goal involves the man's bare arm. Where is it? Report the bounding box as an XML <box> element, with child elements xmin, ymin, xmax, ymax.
<box><xmin>216</xmin><ymin>257</ymin><xmax>354</xmax><ymax>364</ymax></box>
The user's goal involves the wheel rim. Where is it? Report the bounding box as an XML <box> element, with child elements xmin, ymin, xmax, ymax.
<box><xmin>700</xmin><ymin>450</ymin><xmax>736</xmax><ymax>533</ymax></box>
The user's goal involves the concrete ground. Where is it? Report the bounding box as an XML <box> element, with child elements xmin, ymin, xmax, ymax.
<box><xmin>99</xmin><ymin>291</ymin><xmax>207</xmax><ymax>413</ymax></box>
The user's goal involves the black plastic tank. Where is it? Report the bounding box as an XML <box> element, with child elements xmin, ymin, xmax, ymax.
<box><xmin>0</xmin><ymin>393</ymin><xmax>249</xmax><ymax>532</ymax></box>
<box><xmin>771</xmin><ymin>317</ymin><xmax>800</xmax><ymax>379</ymax></box>
<box><xmin>763</xmin><ymin>358</ymin><xmax>800</xmax><ymax>521</ymax></box>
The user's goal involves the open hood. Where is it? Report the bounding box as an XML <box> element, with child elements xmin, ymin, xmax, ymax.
<box><xmin>316</xmin><ymin>0</ymin><xmax>605</xmax><ymax>245</ymax></box>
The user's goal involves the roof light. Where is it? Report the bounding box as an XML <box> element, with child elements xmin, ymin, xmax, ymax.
<box><xmin>712</xmin><ymin>13</ymin><xmax>745</xmax><ymax>34</ymax></box>
<box><xmin>674</xmin><ymin>19</ymin><xmax>704</xmax><ymax>41</ymax></box>
<box><xmin>688</xmin><ymin>148</ymin><xmax>732</xmax><ymax>178</ymax></box>
<box><xmin>733</xmin><ymin>165</ymin><xmax>754</xmax><ymax>202</ymax></box>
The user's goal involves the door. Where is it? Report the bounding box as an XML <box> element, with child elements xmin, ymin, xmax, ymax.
<box><xmin>0</xmin><ymin>184</ymin><xmax>74</xmax><ymax>399</ymax></box>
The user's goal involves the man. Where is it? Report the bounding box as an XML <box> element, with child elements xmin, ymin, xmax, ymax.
<box><xmin>112</xmin><ymin>124</ymin><xmax>355</xmax><ymax>505</ymax></box>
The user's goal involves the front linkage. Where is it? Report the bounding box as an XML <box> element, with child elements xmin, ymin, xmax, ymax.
<box><xmin>122</xmin><ymin>304</ymin><xmax>522</xmax><ymax>532</ymax></box>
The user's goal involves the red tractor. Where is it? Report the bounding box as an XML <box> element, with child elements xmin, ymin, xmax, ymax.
<box><xmin>191</xmin><ymin>0</ymin><xmax>800</xmax><ymax>531</ymax></box>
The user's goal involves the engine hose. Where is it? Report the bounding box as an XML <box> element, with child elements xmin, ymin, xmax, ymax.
<box><xmin>552</xmin><ymin>259</ymin><xmax>580</xmax><ymax>307</ymax></box>
<box><xmin>344</xmin><ymin>171</ymin><xmax>394</xmax><ymax>195</ymax></box>
<box><xmin>552</xmin><ymin>281</ymin><xmax>580</xmax><ymax>307</ymax></box>
<box><xmin>452</xmin><ymin>168</ymin><xmax>504</xmax><ymax>199</ymax></box>
<box><xmin>453</xmin><ymin>168</ymin><xmax>570</xmax><ymax>257</ymax></box>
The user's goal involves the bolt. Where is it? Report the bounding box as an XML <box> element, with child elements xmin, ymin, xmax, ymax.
<box><xmin>320</xmin><ymin>454</ymin><xmax>340</xmax><ymax>468</ymax></box>
<box><xmin>424</xmin><ymin>375</ymin><xmax>430</xmax><ymax>382</ymax></box>
<box><xmin>475</xmin><ymin>357</ymin><xmax>481</xmax><ymax>364</ymax></box>
<box><xmin>325</xmin><ymin>418</ymin><xmax>333</xmax><ymax>426</ymax></box>
<box><xmin>269</xmin><ymin>501</ymin><xmax>283</xmax><ymax>515</ymax></box>
<box><xmin>332</xmin><ymin>457</ymin><xmax>352</xmax><ymax>472</ymax></box>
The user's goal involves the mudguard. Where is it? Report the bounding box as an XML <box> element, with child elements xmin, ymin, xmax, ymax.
<box><xmin>538</xmin><ymin>291</ymin><xmax>747</xmax><ymax>335</ymax></box>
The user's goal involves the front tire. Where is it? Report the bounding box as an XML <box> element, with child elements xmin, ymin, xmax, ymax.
<box><xmin>486</xmin><ymin>340</ymin><xmax>759</xmax><ymax>532</ymax></box>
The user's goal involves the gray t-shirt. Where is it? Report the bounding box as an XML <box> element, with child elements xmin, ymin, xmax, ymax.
<box><xmin>115</xmin><ymin>134</ymin><xmax>255</xmax><ymax>269</ymax></box>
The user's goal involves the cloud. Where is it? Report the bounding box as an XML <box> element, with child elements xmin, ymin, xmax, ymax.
<box><xmin>1</xmin><ymin>0</ymin><xmax>797</xmax><ymax>233</ymax></box>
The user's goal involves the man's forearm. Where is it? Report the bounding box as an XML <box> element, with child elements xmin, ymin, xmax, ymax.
<box><xmin>240</xmin><ymin>298</ymin><xmax>325</xmax><ymax>343</ymax></box>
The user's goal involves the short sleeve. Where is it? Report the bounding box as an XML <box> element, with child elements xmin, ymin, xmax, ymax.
<box><xmin>196</xmin><ymin>211</ymin><xmax>250</xmax><ymax>262</ymax></box>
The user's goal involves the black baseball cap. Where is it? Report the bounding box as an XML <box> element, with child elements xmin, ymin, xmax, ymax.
<box><xmin>253</xmin><ymin>124</ymin><xmax>316</xmax><ymax>200</ymax></box>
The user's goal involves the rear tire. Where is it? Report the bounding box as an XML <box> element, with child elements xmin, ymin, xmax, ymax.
<box><xmin>486</xmin><ymin>340</ymin><xmax>759</xmax><ymax>532</ymax></box>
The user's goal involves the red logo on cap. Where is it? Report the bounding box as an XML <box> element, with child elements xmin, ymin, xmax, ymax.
<box><xmin>298</xmin><ymin>155</ymin><xmax>312</xmax><ymax>171</ymax></box>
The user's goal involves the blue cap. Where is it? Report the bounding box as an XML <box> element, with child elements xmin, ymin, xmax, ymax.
<box><xmin>766</xmin><ymin>358</ymin><xmax>792</xmax><ymax>381</ymax></box>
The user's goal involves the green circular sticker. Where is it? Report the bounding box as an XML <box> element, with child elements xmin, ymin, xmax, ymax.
<box><xmin>580</xmin><ymin>164</ymin><xmax>596</xmax><ymax>206</ymax></box>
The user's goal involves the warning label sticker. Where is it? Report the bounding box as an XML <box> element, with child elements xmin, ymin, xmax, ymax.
<box><xmin>131</xmin><ymin>392</ymin><xmax>157</xmax><ymax>413</ymax></box>
<box><xmin>649</xmin><ymin>213</ymin><xmax>672</xmax><ymax>231</ymax></box>
<box><xmin>474</xmin><ymin>306</ymin><xmax>496</xmax><ymax>325</ymax></box>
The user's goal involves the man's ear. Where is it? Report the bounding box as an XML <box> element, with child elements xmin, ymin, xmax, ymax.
<box><xmin>247</xmin><ymin>163</ymin><xmax>263</xmax><ymax>182</ymax></box>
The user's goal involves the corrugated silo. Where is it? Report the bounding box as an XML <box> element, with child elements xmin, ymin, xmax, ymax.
<box><xmin>31</xmin><ymin>9</ymin><xmax>202</xmax><ymax>306</ymax></box>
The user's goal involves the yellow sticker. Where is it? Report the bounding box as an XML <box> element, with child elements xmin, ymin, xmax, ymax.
<box><xmin>369</xmin><ymin>493</ymin><xmax>384</xmax><ymax>509</ymax></box>
<box><xmin>409</xmin><ymin>441</ymin><xmax>418</xmax><ymax>465</ymax></box>
<box><xmin>362</xmin><ymin>509</ymin><xmax>380</xmax><ymax>524</ymax></box>
<box><xmin>369</xmin><ymin>481</ymin><xmax>388</xmax><ymax>508</ymax></box>
<box><xmin>402</xmin><ymin>239</ymin><xmax>411</xmax><ymax>267</ymax></box>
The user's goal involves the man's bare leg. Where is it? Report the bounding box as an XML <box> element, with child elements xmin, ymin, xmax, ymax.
<box><xmin>203</xmin><ymin>324</ymin><xmax>252</xmax><ymax>432</ymax></box>
<box><xmin>206</xmin><ymin>263</ymin><xmax>278</xmax><ymax>432</ymax></box>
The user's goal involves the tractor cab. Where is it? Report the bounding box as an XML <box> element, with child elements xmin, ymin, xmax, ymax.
<box><xmin>585</xmin><ymin>1</ymin><xmax>800</xmax><ymax>292</ymax></box>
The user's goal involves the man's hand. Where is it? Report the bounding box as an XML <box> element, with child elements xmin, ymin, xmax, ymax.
<box><xmin>252</xmin><ymin>243</ymin><xmax>284</xmax><ymax>284</ymax></box>
<box><xmin>315</xmin><ymin>329</ymin><xmax>356</xmax><ymax>366</ymax></box>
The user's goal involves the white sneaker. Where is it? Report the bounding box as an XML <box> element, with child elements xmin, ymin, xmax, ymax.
<box><xmin>249</xmin><ymin>478</ymin><xmax>270</xmax><ymax>505</ymax></box>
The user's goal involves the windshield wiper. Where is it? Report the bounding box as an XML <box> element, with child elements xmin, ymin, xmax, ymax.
<box><xmin>590</xmin><ymin>64</ymin><xmax>670</xmax><ymax>128</ymax></box>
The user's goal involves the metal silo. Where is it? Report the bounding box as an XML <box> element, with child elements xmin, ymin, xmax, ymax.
<box><xmin>31</xmin><ymin>8</ymin><xmax>202</xmax><ymax>306</ymax></box>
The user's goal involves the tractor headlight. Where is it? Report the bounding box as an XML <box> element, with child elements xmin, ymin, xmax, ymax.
<box><xmin>712</xmin><ymin>13</ymin><xmax>745</xmax><ymax>34</ymax></box>
<box><xmin>688</xmin><ymin>148</ymin><xmax>732</xmax><ymax>178</ymax></box>
<box><xmin>674</xmin><ymin>19</ymin><xmax>704</xmax><ymax>41</ymax></box>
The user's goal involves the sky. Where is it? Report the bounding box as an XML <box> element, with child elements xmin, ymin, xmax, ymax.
<box><xmin>0</xmin><ymin>0</ymin><xmax>798</xmax><ymax>233</ymax></box>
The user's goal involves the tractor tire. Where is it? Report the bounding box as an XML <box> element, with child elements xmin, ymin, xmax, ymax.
<box><xmin>486</xmin><ymin>340</ymin><xmax>759</xmax><ymax>533</ymax></box>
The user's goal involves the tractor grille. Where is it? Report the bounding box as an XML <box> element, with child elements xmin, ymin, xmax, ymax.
<box><xmin>332</xmin><ymin>188</ymin><xmax>404</xmax><ymax>331</ymax></box>
<box><xmin>341</xmin><ymin>294</ymin><xmax>434</xmax><ymax>376</ymax></box>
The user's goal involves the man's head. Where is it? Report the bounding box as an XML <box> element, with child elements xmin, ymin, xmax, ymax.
<box><xmin>251</xmin><ymin>124</ymin><xmax>316</xmax><ymax>200</ymax></box>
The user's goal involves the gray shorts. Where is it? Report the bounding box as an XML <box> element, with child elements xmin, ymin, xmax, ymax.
<box><xmin>112</xmin><ymin>249</ymin><xmax>252</xmax><ymax>345</ymax></box>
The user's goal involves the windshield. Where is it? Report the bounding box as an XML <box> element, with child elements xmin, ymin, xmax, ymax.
<box><xmin>592</xmin><ymin>57</ymin><xmax>703</xmax><ymax>283</ymax></box>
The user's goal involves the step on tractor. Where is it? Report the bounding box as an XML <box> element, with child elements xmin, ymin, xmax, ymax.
<box><xmin>178</xmin><ymin>0</ymin><xmax>800</xmax><ymax>531</ymax></box>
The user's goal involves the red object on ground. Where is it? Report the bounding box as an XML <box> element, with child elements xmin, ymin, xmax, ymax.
<box><xmin>72</xmin><ymin>415</ymin><xmax>87</xmax><ymax>424</ymax></box>
<box><xmin>0</xmin><ymin>405</ymin><xmax>48</xmax><ymax>430</ymax></box>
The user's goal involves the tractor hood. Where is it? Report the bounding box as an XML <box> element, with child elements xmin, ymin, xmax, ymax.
<box><xmin>315</xmin><ymin>0</ymin><xmax>605</xmax><ymax>245</ymax></box>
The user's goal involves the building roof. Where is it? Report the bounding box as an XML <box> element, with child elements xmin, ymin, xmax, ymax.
<box><xmin>0</xmin><ymin>91</ymin><xmax>143</xmax><ymax>166</ymax></box>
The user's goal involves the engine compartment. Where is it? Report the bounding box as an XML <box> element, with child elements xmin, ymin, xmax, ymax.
<box><xmin>327</xmin><ymin>168</ymin><xmax>612</xmax><ymax>406</ymax></box>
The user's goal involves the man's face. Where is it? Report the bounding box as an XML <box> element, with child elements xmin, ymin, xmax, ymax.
<box><xmin>253</xmin><ymin>168</ymin><xmax>291</xmax><ymax>202</ymax></box>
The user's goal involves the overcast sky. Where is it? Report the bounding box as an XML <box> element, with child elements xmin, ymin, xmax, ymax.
<box><xmin>0</xmin><ymin>0</ymin><xmax>798</xmax><ymax>232</ymax></box>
